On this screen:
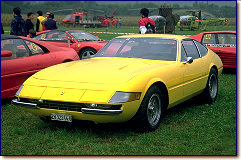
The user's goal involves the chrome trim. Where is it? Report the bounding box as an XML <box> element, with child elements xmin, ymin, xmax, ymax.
<box><xmin>12</xmin><ymin>99</ymin><xmax>39</xmax><ymax>109</ymax></box>
<box><xmin>81</xmin><ymin>108</ymin><xmax>123</xmax><ymax>115</ymax></box>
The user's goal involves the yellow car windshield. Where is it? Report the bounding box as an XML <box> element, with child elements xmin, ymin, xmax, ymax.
<box><xmin>95</xmin><ymin>38</ymin><xmax>178</xmax><ymax>61</ymax></box>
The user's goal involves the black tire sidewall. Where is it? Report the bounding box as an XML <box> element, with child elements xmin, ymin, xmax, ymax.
<box><xmin>133</xmin><ymin>85</ymin><xmax>164</xmax><ymax>131</ymax></box>
<box><xmin>204</xmin><ymin>68</ymin><xmax>218</xmax><ymax>103</ymax></box>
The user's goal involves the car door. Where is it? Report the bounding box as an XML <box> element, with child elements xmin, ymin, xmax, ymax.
<box><xmin>23</xmin><ymin>39</ymin><xmax>58</xmax><ymax>70</ymax></box>
<box><xmin>1</xmin><ymin>38</ymin><xmax>40</xmax><ymax>98</ymax></box>
<box><xmin>181</xmin><ymin>39</ymin><xmax>208</xmax><ymax>97</ymax></box>
<box><xmin>35</xmin><ymin>30</ymin><xmax>75</xmax><ymax>48</ymax></box>
<box><xmin>201</xmin><ymin>33</ymin><xmax>218</xmax><ymax>53</ymax></box>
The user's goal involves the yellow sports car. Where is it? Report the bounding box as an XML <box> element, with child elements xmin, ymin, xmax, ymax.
<box><xmin>12</xmin><ymin>34</ymin><xmax>223</xmax><ymax>131</ymax></box>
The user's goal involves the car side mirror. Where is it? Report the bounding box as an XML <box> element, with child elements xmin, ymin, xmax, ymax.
<box><xmin>1</xmin><ymin>50</ymin><xmax>13</xmax><ymax>57</ymax></box>
<box><xmin>184</xmin><ymin>57</ymin><xmax>193</xmax><ymax>64</ymax></box>
<box><xmin>62</xmin><ymin>36</ymin><xmax>75</xmax><ymax>43</ymax></box>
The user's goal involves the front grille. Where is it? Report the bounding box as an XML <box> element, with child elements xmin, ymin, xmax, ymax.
<box><xmin>39</xmin><ymin>101</ymin><xmax>85</xmax><ymax>112</ymax></box>
<box><xmin>20</xmin><ymin>98</ymin><xmax>121</xmax><ymax>112</ymax></box>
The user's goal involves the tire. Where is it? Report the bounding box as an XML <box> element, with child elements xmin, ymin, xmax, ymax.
<box><xmin>202</xmin><ymin>68</ymin><xmax>218</xmax><ymax>104</ymax></box>
<box><xmin>79</xmin><ymin>48</ymin><xmax>96</xmax><ymax>60</ymax></box>
<box><xmin>62</xmin><ymin>59</ymin><xmax>72</xmax><ymax>63</ymax></box>
<box><xmin>132</xmin><ymin>86</ymin><xmax>165</xmax><ymax>131</ymax></box>
<box><xmin>40</xmin><ymin>116</ymin><xmax>51</xmax><ymax>123</ymax></box>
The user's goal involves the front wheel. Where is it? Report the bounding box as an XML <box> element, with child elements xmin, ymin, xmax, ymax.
<box><xmin>202</xmin><ymin>68</ymin><xmax>218</xmax><ymax>104</ymax></box>
<box><xmin>79</xmin><ymin>48</ymin><xmax>97</xmax><ymax>60</ymax></box>
<box><xmin>132</xmin><ymin>86</ymin><xmax>165</xmax><ymax>131</ymax></box>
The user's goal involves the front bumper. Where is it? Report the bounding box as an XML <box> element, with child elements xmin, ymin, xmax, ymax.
<box><xmin>12</xmin><ymin>98</ymin><xmax>140</xmax><ymax>123</ymax></box>
<box><xmin>12</xmin><ymin>98</ymin><xmax>123</xmax><ymax>115</ymax></box>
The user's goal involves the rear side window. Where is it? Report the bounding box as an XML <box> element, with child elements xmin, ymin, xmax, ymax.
<box><xmin>217</xmin><ymin>33</ymin><xmax>236</xmax><ymax>45</ymax></box>
<box><xmin>24</xmin><ymin>40</ymin><xmax>45</xmax><ymax>55</ymax></box>
<box><xmin>194</xmin><ymin>40</ymin><xmax>208</xmax><ymax>57</ymax></box>
<box><xmin>181</xmin><ymin>40</ymin><xmax>200</xmax><ymax>59</ymax></box>
<box><xmin>202</xmin><ymin>33</ymin><xmax>217</xmax><ymax>44</ymax></box>
<box><xmin>34</xmin><ymin>31</ymin><xmax>70</xmax><ymax>42</ymax></box>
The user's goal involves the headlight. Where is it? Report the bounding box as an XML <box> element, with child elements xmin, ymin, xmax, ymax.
<box><xmin>84</xmin><ymin>103</ymin><xmax>119</xmax><ymax>109</ymax></box>
<box><xmin>15</xmin><ymin>85</ymin><xmax>24</xmax><ymax>96</ymax></box>
<box><xmin>109</xmin><ymin>92</ymin><xmax>141</xmax><ymax>103</ymax></box>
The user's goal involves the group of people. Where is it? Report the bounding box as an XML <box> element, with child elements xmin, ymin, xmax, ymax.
<box><xmin>9</xmin><ymin>7</ymin><xmax>58</xmax><ymax>37</ymax></box>
<box><xmin>103</xmin><ymin>18</ymin><xmax>122</xmax><ymax>28</ymax></box>
<box><xmin>8</xmin><ymin>7</ymin><xmax>155</xmax><ymax>37</ymax></box>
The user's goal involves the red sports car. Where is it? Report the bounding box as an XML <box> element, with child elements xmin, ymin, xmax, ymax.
<box><xmin>34</xmin><ymin>30</ymin><xmax>107</xmax><ymax>59</ymax></box>
<box><xmin>190</xmin><ymin>31</ymin><xmax>236</xmax><ymax>69</ymax></box>
<box><xmin>1</xmin><ymin>35</ymin><xmax>79</xmax><ymax>99</ymax></box>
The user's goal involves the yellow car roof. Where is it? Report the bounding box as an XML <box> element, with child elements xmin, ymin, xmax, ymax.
<box><xmin>117</xmin><ymin>34</ymin><xmax>190</xmax><ymax>41</ymax></box>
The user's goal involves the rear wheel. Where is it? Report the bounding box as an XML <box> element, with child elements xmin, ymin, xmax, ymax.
<box><xmin>79</xmin><ymin>48</ymin><xmax>96</xmax><ymax>60</ymax></box>
<box><xmin>132</xmin><ymin>86</ymin><xmax>164</xmax><ymax>131</ymax></box>
<box><xmin>202</xmin><ymin>68</ymin><xmax>218</xmax><ymax>103</ymax></box>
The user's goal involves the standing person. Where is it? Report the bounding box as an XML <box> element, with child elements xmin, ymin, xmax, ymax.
<box><xmin>44</xmin><ymin>13</ymin><xmax>57</xmax><ymax>30</ymax></box>
<box><xmin>114</xmin><ymin>18</ymin><xmax>118</xmax><ymax>28</ymax></box>
<box><xmin>36</xmin><ymin>11</ymin><xmax>45</xmax><ymax>32</ymax></box>
<box><xmin>138</xmin><ymin>8</ymin><xmax>156</xmax><ymax>34</ymax></box>
<box><xmin>119</xmin><ymin>18</ymin><xmax>122</xmax><ymax>28</ymax></box>
<box><xmin>45</xmin><ymin>11</ymin><xmax>51</xmax><ymax>20</ymax></box>
<box><xmin>25</xmin><ymin>12</ymin><xmax>34</xmax><ymax>35</ymax></box>
<box><xmin>1</xmin><ymin>23</ymin><xmax>4</xmax><ymax>34</ymax></box>
<box><xmin>10</xmin><ymin>7</ymin><xmax>26</xmax><ymax>36</ymax></box>
<box><xmin>41</xmin><ymin>11</ymin><xmax>50</xmax><ymax>30</ymax></box>
<box><xmin>103</xmin><ymin>18</ymin><xmax>110</xmax><ymax>31</ymax></box>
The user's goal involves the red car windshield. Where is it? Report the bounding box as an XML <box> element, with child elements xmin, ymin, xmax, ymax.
<box><xmin>68</xmin><ymin>31</ymin><xmax>100</xmax><ymax>42</ymax></box>
<box><xmin>95</xmin><ymin>38</ymin><xmax>178</xmax><ymax>61</ymax></box>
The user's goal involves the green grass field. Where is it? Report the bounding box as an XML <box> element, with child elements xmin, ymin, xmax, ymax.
<box><xmin>1</xmin><ymin>25</ymin><xmax>237</xmax><ymax>155</ymax></box>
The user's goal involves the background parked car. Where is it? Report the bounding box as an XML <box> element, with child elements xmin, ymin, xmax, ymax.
<box><xmin>190</xmin><ymin>31</ymin><xmax>236</xmax><ymax>69</ymax></box>
<box><xmin>1</xmin><ymin>35</ymin><xmax>79</xmax><ymax>99</ymax></box>
<box><xmin>33</xmin><ymin>30</ymin><xmax>108</xmax><ymax>59</ymax></box>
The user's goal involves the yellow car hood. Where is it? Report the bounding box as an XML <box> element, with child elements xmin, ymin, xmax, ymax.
<box><xmin>21</xmin><ymin>57</ymin><xmax>174</xmax><ymax>103</ymax></box>
<box><xmin>31</xmin><ymin>57</ymin><xmax>172</xmax><ymax>85</ymax></box>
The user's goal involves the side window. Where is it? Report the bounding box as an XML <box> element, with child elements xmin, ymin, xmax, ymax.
<box><xmin>202</xmin><ymin>33</ymin><xmax>217</xmax><ymax>44</ymax></box>
<box><xmin>194</xmin><ymin>40</ymin><xmax>208</xmax><ymax>57</ymax></box>
<box><xmin>180</xmin><ymin>43</ymin><xmax>187</xmax><ymax>62</ymax></box>
<box><xmin>35</xmin><ymin>31</ymin><xmax>70</xmax><ymax>42</ymax></box>
<box><xmin>181</xmin><ymin>40</ymin><xmax>200</xmax><ymax>59</ymax></box>
<box><xmin>217</xmin><ymin>33</ymin><xmax>236</xmax><ymax>45</ymax></box>
<box><xmin>24</xmin><ymin>40</ymin><xmax>45</xmax><ymax>55</ymax></box>
<box><xmin>1</xmin><ymin>39</ymin><xmax>30</xmax><ymax>60</ymax></box>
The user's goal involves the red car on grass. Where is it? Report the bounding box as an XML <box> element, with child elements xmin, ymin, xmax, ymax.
<box><xmin>1</xmin><ymin>35</ymin><xmax>79</xmax><ymax>99</ymax></box>
<box><xmin>33</xmin><ymin>30</ymin><xmax>107</xmax><ymax>59</ymax></box>
<box><xmin>190</xmin><ymin>31</ymin><xmax>236</xmax><ymax>69</ymax></box>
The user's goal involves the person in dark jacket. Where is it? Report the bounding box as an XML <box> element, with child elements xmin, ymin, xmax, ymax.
<box><xmin>44</xmin><ymin>13</ymin><xmax>57</xmax><ymax>30</ymax></box>
<box><xmin>10</xmin><ymin>7</ymin><xmax>26</xmax><ymax>36</ymax></box>
<box><xmin>25</xmin><ymin>12</ymin><xmax>34</xmax><ymax>35</ymax></box>
<box><xmin>1</xmin><ymin>23</ymin><xmax>4</xmax><ymax>34</ymax></box>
